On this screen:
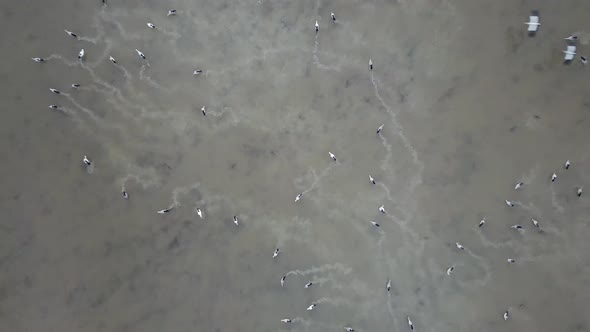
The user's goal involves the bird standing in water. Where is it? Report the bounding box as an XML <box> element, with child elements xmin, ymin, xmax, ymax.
<box><xmin>447</xmin><ymin>266</ymin><xmax>454</xmax><ymax>276</ymax></box>
<box><xmin>157</xmin><ymin>208</ymin><xmax>173</xmax><ymax>214</ymax></box>
<box><xmin>295</xmin><ymin>193</ymin><xmax>303</xmax><ymax>202</ymax></box>
<box><xmin>135</xmin><ymin>49</ymin><xmax>146</xmax><ymax>60</ymax></box>
<box><xmin>64</xmin><ymin>29</ymin><xmax>78</xmax><ymax>39</ymax></box>
<box><xmin>369</xmin><ymin>175</ymin><xmax>376</xmax><ymax>184</ymax></box>
<box><xmin>329</xmin><ymin>152</ymin><xmax>337</xmax><ymax>161</ymax></box>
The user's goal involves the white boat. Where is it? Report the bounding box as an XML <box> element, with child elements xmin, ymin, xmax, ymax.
<box><xmin>525</xmin><ymin>15</ymin><xmax>540</xmax><ymax>32</ymax></box>
<box><xmin>563</xmin><ymin>45</ymin><xmax>576</xmax><ymax>61</ymax></box>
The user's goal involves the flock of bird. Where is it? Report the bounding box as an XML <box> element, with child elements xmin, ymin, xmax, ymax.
<box><xmin>31</xmin><ymin>3</ymin><xmax>585</xmax><ymax>331</ymax></box>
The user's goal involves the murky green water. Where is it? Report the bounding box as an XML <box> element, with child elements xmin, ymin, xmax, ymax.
<box><xmin>2</xmin><ymin>0</ymin><xmax>590</xmax><ymax>331</ymax></box>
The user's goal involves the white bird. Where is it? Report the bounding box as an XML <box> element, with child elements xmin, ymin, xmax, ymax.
<box><xmin>505</xmin><ymin>200</ymin><xmax>515</xmax><ymax>207</ymax></box>
<box><xmin>157</xmin><ymin>208</ymin><xmax>172</xmax><ymax>214</ymax></box>
<box><xmin>331</xmin><ymin>12</ymin><xmax>336</xmax><ymax>22</ymax></box>
<box><xmin>71</xmin><ymin>83</ymin><xmax>80</xmax><ymax>88</ymax></box>
<box><xmin>565</xmin><ymin>35</ymin><xmax>578</xmax><ymax>41</ymax></box>
<box><xmin>32</xmin><ymin>57</ymin><xmax>46</xmax><ymax>62</ymax></box>
<box><xmin>135</xmin><ymin>49</ymin><xmax>146</xmax><ymax>60</ymax></box>
<box><xmin>563</xmin><ymin>45</ymin><xmax>577</xmax><ymax>61</ymax></box>
<box><xmin>577</xmin><ymin>187</ymin><xmax>583</xmax><ymax>197</ymax></box>
<box><xmin>329</xmin><ymin>152</ymin><xmax>337</xmax><ymax>161</ymax></box>
<box><xmin>446</xmin><ymin>266</ymin><xmax>454</xmax><ymax>276</ymax></box>
<box><xmin>507</xmin><ymin>258</ymin><xmax>515</xmax><ymax>263</ymax></box>
<box><xmin>109</xmin><ymin>56</ymin><xmax>117</xmax><ymax>64</ymax></box>
<box><xmin>386</xmin><ymin>279</ymin><xmax>391</xmax><ymax>292</ymax></box>
<box><xmin>147</xmin><ymin>22</ymin><xmax>156</xmax><ymax>29</ymax></box>
<box><xmin>581</xmin><ymin>56</ymin><xmax>588</xmax><ymax>65</ymax></box>
<box><xmin>201</xmin><ymin>106</ymin><xmax>206</xmax><ymax>116</ymax></box>
<box><xmin>514</xmin><ymin>182</ymin><xmax>524</xmax><ymax>190</ymax></box>
<box><xmin>304</xmin><ymin>282</ymin><xmax>313</xmax><ymax>288</ymax></box>
<box><xmin>531</xmin><ymin>218</ymin><xmax>539</xmax><ymax>227</ymax></box>
<box><xmin>344</xmin><ymin>327</ymin><xmax>354</xmax><ymax>332</ymax></box>
<box><xmin>233</xmin><ymin>216</ymin><xmax>239</xmax><ymax>226</ymax></box>
<box><xmin>376</xmin><ymin>123</ymin><xmax>384</xmax><ymax>134</ymax></box>
<box><xmin>122</xmin><ymin>190</ymin><xmax>129</xmax><ymax>199</ymax></box>
<box><xmin>196</xmin><ymin>208</ymin><xmax>203</xmax><ymax>219</ymax></box>
<box><xmin>379</xmin><ymin>205</ymin><xmax>386</xmax><ymax>213</ymax></box>
<box><xmin>295</xmin><ymin>193</ymin><xmax>303</xmax><ymax>202</ymax></box>
<box><xmin>83</xmin><ymin>155</ymin><xmax>91</xmax><ymax>166</ymax></box>
<box><xmin>369</xmin><ymin>175</ymin><xmax>376</xmax><ymax>184</ymax></box>
<box><xmin>48</xmin><ymin>105</ymin><xmax>60</xmax><ymax>109</ymax></box>
<box><xmin>273</xmin><ymin>248</ymin><xmax>280</xmax><ymax>258</ymax></box>
<box><xmin>307</xmin><ymin>303</ymin><xmax>316</xmax><ymax>311</ymax></box>
<box><xmin>479</xmin><ymin>218</ymin><xmax>486</xmax><ymax>228</ymax></box>
<box><xmin>456</xmin><ymin>242</ymin><xmax>465</xmax><ymax>250</ymax></box>
<box><xmin>49</xmin><ymin>88</ymin><xmax>61</xmax><ymax>94</ymax></box>
<box><xmin>565</xmin><ymin>160</ymin><xmax>571</xmax><ymax>169</ymax></box>
<box><xmin>64</xmin><ymin>29</ymin><xmax>78</xmax><ymax>38</ymax></box>
<box><xmin>315</xmin><ymin>20</ymin><xmax>319</xmax><ymax>32</ymax></box>
<box><xmin>280</xmin><ymin>275</ymin><xmax>286</xmax><ymax>287</ymax></box>
<box><xmin>193</xmin><ymin>69</ymin><xmax>203</xmax><ymax>75</ymax></box>
<box><xmin>370</xmin><ymin>221</ymin><xmax>380</xmax><ymax>227</ymax></box>
<box><xmin>78</xmin><ymin>49</ymin><xmax>85</xmax><ymax>59</ymax></box>
<box><xmin>281</xmin><ymin>319</ymin><xmax>292</xmax><ymax>323</ymax></box>
<box><xmin>369</xmin><ymin>58</ymin><xmax>373</xmax><ymax>70</ymax></box>
<box><xmin>524</xmin><ymin>15</ymin><xmax>540</xmax><ymax>32</ymax></box>
<box><xmin>511</xmin><ymin>224</ymin><xmax>523</xmax><ymax>230</ymax></box>
<box><xmin>551</xmin><ymin>173</ymin><xmax>557</xmax><ymax>182</ymax></box>
<box><xmin>504</xmin><ymin>311</ymin><xmax>510</xmax><ymax>320</ymax></box>
<box><xmin>407</xmin><ymin>316</ymin><xmax>414</xmax><ymax>330</ymax></box>
<box><xmin>167</xmin><ymin>9</ymin><xmax>177</xmax><ymax>16</ymax></box>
